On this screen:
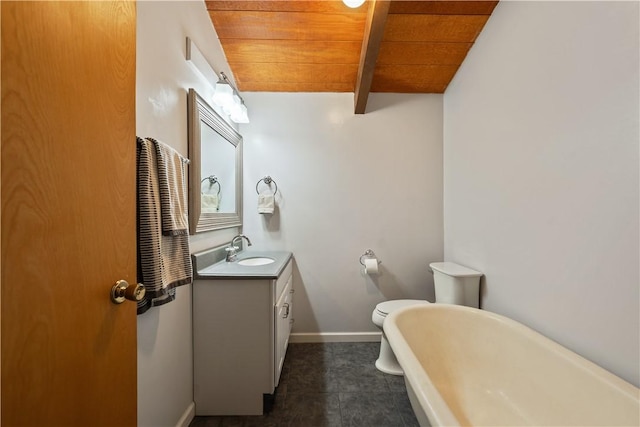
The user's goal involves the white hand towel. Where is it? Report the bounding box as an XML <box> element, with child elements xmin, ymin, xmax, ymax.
<box><xmin>201</xmin><ymin>193</ymin><xmax>219</xmax><ymax>213</ymax></box>
<box><xmin>258</xmin><ymin>193</ymin><xmax>275</xmax><ymax>214</ymax></box>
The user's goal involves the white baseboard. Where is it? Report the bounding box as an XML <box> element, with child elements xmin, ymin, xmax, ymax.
<box><xmin>289</xmin><ymin>332</ymin><xmax>381</xmax><ymax>343</ymax></box>
<box><xmin>176</xmin><ymin>401</ymin><xmax>195</xmax><ymax>427</ymax></box>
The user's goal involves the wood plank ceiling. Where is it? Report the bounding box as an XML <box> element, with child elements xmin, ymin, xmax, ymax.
<box><xmin>206</xmin><ymin>0</ymin><xmax>497</xmax><ymax>113</ymax></box>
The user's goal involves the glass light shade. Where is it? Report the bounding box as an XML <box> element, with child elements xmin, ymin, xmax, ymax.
<box><xmin>228</xmin><ymin>94</ymin><xmax>243</xmax><ymax>117</ymax></box>
<box><xmin>230</xmin><ymin>103</ymin><xmax>249</xmax><ymax>124</ymax></box>
<box><xmin>212</xmin><ymin>81</ymin><xmax>233</xmax><ymax>108</ymax></box>
<box><xmin>343</xmin><ymin>0</ymin><xmax>365</xmax><ymax>8</ymax></box>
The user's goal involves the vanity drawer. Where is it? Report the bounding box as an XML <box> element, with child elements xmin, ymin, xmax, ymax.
<box><xmin>274</xmin><ymin>259</ymin><xmax>292</xmax><ymax>299</ymax></box>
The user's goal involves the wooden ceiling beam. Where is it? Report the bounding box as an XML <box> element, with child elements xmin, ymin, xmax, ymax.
<box><xmin>354</xmin><ymin>0</ymin><xmax>390</xmax><ymax>114</ymax></box>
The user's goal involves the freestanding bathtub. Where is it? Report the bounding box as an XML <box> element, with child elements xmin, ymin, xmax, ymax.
<box><xmin>384</xmin><ymin>304</ymin><xmax>640</xmax><ymax>427</ymax></box>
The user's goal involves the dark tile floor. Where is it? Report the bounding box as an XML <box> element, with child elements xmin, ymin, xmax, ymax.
<box><xmin>190</xmin><ymin>342</ymin><xmax>419</xmax><ymax>427</ymax></box>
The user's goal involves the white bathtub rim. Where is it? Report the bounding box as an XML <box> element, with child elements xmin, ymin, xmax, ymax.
<box><xmin>387</xmin><ymin>304</ymin><xmax>639</xmax><ymax>398</ymax></box>
<box><xmin>384</xmin><ymin>303</ymin><xmax>640</xmax><ymax>427</ymax></box>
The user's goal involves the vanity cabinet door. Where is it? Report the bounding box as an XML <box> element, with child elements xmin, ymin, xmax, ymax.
<box><xmin>275</xmin><ymin>274</ymin><xmax>293</xmax><ymax>385</ymax></box>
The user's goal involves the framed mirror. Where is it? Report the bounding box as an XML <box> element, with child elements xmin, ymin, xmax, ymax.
<box><xmin>187</xmin><ymin>88</ymin><xmax>243</xmax><ymax>233</ymax></box>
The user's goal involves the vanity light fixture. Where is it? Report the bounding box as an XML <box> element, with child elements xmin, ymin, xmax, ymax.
<box><xmin>212</xmin><ymin>72</ymin><xmax>250</xmax><ymax>124</ymax></box>
<box><xmin>343</xmin><ymin>0</ymin><xmax>365</xmax><ymax>8</ymax></box>
<box><xmin>186</xmin><ymin>37</ymin><xmax>249</xmax><ymax>124</ymax></box>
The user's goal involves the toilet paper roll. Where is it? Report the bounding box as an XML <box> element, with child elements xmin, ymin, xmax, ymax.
<box><xmin>364</xmin><ymin>258</ymin><xmax>379</xmax><ymax>275</ymax></box>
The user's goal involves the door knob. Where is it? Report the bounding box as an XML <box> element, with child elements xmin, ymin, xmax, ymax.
<box><xmin>111</xmin><ymin>280</ymin><xmax>145</xmax><ymax>304</ymax></box>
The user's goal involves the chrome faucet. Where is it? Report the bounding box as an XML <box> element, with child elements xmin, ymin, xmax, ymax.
<box><xmin>226</xmin><ymin>234</ymin><xmax>252</xmax><ymax>262</ymax></box>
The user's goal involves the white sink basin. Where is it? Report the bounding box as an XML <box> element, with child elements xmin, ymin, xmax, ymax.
<box><xmin>237</xmin><ymin>257</ymin><xmax>275</xmax><ymax>266</ymax></box>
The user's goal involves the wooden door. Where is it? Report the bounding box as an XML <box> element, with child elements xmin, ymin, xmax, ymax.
<box><xmin>1</xmin><ymin>2</ymin><xmax>137</xmax><ymax>426</ymax></box>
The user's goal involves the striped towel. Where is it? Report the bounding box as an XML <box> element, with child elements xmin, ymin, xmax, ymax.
<box><xmin>146</xmin><ymin>137</ymin><xmax>189</xmax><ymax>236</ymax></box>
<box><xmin>136</xmin><ymin>137</ymin><xmax>192</xmax><ymax>314</ymax></box>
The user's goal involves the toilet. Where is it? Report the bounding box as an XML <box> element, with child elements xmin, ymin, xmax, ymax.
<box><xmin>372</xmin><ymin>261</ymin><xmax>483</xmax><ymax>376</ymax></box>
<box><xmin>372</xmin><ymin>299</ymin><xmax>429</xmax><ymax>375</ymax></box>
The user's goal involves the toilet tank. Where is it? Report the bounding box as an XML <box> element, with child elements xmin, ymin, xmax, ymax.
<box><xmin>430</xmin><ymin>262</ymin><xmax>483</xmax><ymax>308</ymax></box>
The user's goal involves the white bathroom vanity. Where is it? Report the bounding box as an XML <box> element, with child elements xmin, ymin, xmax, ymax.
<box><xmin>192</xmin><ymin>249</ymin><xmax>294</xmax><ymax>415</ymax></box>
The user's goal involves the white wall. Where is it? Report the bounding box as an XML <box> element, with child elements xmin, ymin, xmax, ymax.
<box><xmin>444</xmin><ymin>1</ymin><xmax>639</xmax><ymax>385</ymax></box>
<box><xmin>136</xmin><ymin>2</ymin><xmax>238</xmax><ymax>426</ymax></box>
<box><xmin>242</xmin><ymin>93</ymin><xmax>444</xmax><ymax>335</ymax></box>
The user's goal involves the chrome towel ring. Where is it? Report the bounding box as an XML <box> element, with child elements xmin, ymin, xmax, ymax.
<box><xmin>256</xmin><ymin>175</ymin><xmax>278</xmax><ymax>195</ymax></box>
<box><xmin>201</xmin><ymin>175</ymin><xmax>221</xmax><ymax>197</ymax></box>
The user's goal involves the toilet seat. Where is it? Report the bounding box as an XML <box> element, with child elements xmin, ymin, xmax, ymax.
<box><xmin>372</xmin><ymin>299</ymin><xmax>430</xmax><ymax>329</ymax></box>
<box><xmin>374</xmin><ymin>299</ymin><xmax>428</xmax><ymax>317</ymax></box>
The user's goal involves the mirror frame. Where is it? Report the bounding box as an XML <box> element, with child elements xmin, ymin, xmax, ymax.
<box><xmin>187</xmin><ymin>88</ymin><xmax>243</xmax><ymax>234</ymax></box>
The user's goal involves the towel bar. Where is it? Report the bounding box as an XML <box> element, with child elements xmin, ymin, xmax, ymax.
<box><xmin>256</xmin><ymin>176</ymin><xmax>278</xmax><ymax>195</ymax></box>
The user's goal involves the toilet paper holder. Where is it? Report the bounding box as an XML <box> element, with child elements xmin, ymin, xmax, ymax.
<box><xmin>359</xmin><ymin>249</ymin><xmax>382</xmax><ymax>266</ymax></box>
